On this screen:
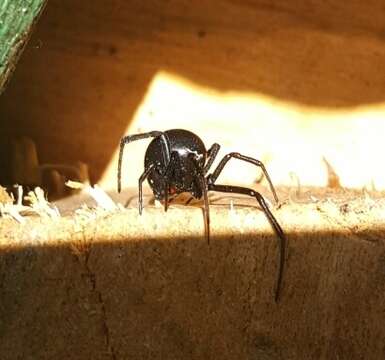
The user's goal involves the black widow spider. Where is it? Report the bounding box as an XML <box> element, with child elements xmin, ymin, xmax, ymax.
<box><xmin>117</xmin><ymin>129</ymin><xmax>286</xmax><ymax>302</ymax></box>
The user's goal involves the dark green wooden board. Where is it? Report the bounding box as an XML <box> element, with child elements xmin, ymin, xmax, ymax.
<box><xmin>0</xmin><ymin>0</ymin><xmax>46</xmax><ymax>94</ymax></box>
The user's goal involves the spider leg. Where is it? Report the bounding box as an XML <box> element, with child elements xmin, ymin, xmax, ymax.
<box><xmin>199</xmin><ymin>174</ymin><xmax>210</xmax><ymax>244</ymax></box>
<box><xmin>207</xmin><ymin>183</ymin><xmax>285</xmax><ymax>302</ymax></box>
<box><xmin>138</xmin><ymin>164</ymin><xmax>155</xmax><ymax>215</ymax></box>
<box><xmin>118</xmin><ymin>131</ymin><xmax>171</xmax><ymax>193</ymax></box>
<box><xmin>185</xmin><ymin>196</ymin><xmax>194</xmax><ymax>205</ymax></box>
<box><xmin>163</xmin><ymin>151</ymin><xmax>180</xmax><ymax>212</ymax></box>
<box><xmin>164</xmin><ymin>179</ymin><xmax>169</xmax><ymax>212</ymax></box>
<box><xmin>207</xmin><ymin>152</ymin><xmax>279</xmax><ymax>205</ymax></box>
<box><xmin>203</xmin><ymin>143</ymin><xmax>220</xmax><ymax>174</ymax></box>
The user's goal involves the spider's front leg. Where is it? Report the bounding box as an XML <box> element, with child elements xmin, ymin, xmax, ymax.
<box><xmin>162</xmin><ymin>151</ymin><xmax>181</xmax><ymax>212</ymax></box>
<box><xmin>117</xmin><ymin>131</ymin><xmax>171</xmax><ymax>193</ymax></box>
<box><xmin>138</xmin><ymin>164</ymin><xmax>155</xmax><ymax>215</ymax></box>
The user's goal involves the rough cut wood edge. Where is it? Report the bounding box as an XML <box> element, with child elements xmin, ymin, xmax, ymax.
<box><xmin>1</xmin><ymin>189</ymin><xmax>385</xmax><ymax>359</ymax></box>
<box><xmin>0</xmin><ymin>0</ymin><xmax>47</xmax><ymax>94</ymax></box>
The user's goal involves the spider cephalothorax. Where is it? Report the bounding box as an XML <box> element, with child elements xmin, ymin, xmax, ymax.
<box><xmin>118</xmin><ymin>129</ymin><xmax>286</xmax><ymax>302</ymax></box>
<box><xmin>144</xmin><ymin>130</ymin><xmax>206</xmax><ymax>200</ymax></box>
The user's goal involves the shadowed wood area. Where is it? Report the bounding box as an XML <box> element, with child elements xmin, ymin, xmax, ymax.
<box><xmin>1</xmin><ymin>0</ymin><xmax>385</xmax><ymax>186</ymax></box>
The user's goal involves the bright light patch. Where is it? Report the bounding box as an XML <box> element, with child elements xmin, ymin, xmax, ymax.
<box><xmin>101</xmin><ymin>71</ymin><xmax>385</xmax><ymax>191</ymax></box>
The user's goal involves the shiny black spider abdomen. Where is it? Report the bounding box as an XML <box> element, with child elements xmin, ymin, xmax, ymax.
<box><xmin>117</xmin><ymin>128</ymin><xmax>286</xmax><ymax>302</ymax></box>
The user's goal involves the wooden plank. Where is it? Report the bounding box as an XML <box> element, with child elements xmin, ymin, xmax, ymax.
<box><xmin>0</xmin><ymin>0</ymin><xmax>46</xmax><ymax>94</ymax></box>
<box><xmin>1</xmin><ymin>188</ymin><xmax>385</xmax><ymax>358</ymax></box>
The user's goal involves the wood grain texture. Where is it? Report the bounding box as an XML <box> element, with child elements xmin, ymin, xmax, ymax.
<box><xmin>1</xmin><ymin>190</ymin><xmax>385</xmax><ymax>359</ymax></box>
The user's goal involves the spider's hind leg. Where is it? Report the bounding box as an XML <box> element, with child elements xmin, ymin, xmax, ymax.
<box><xmin>207</xmin><ymin>183</ymin><xmax>286</xmax><ymax>302</ymax></box>
<box><xmin>204</xmin><ymin>143</ymin><xmax>220</xmax><ymax>174</ymax></box>
<box><xmin>207</xmin><ymin>152</ymin><xmax>279</xmax><ymax>205</ymax></box>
